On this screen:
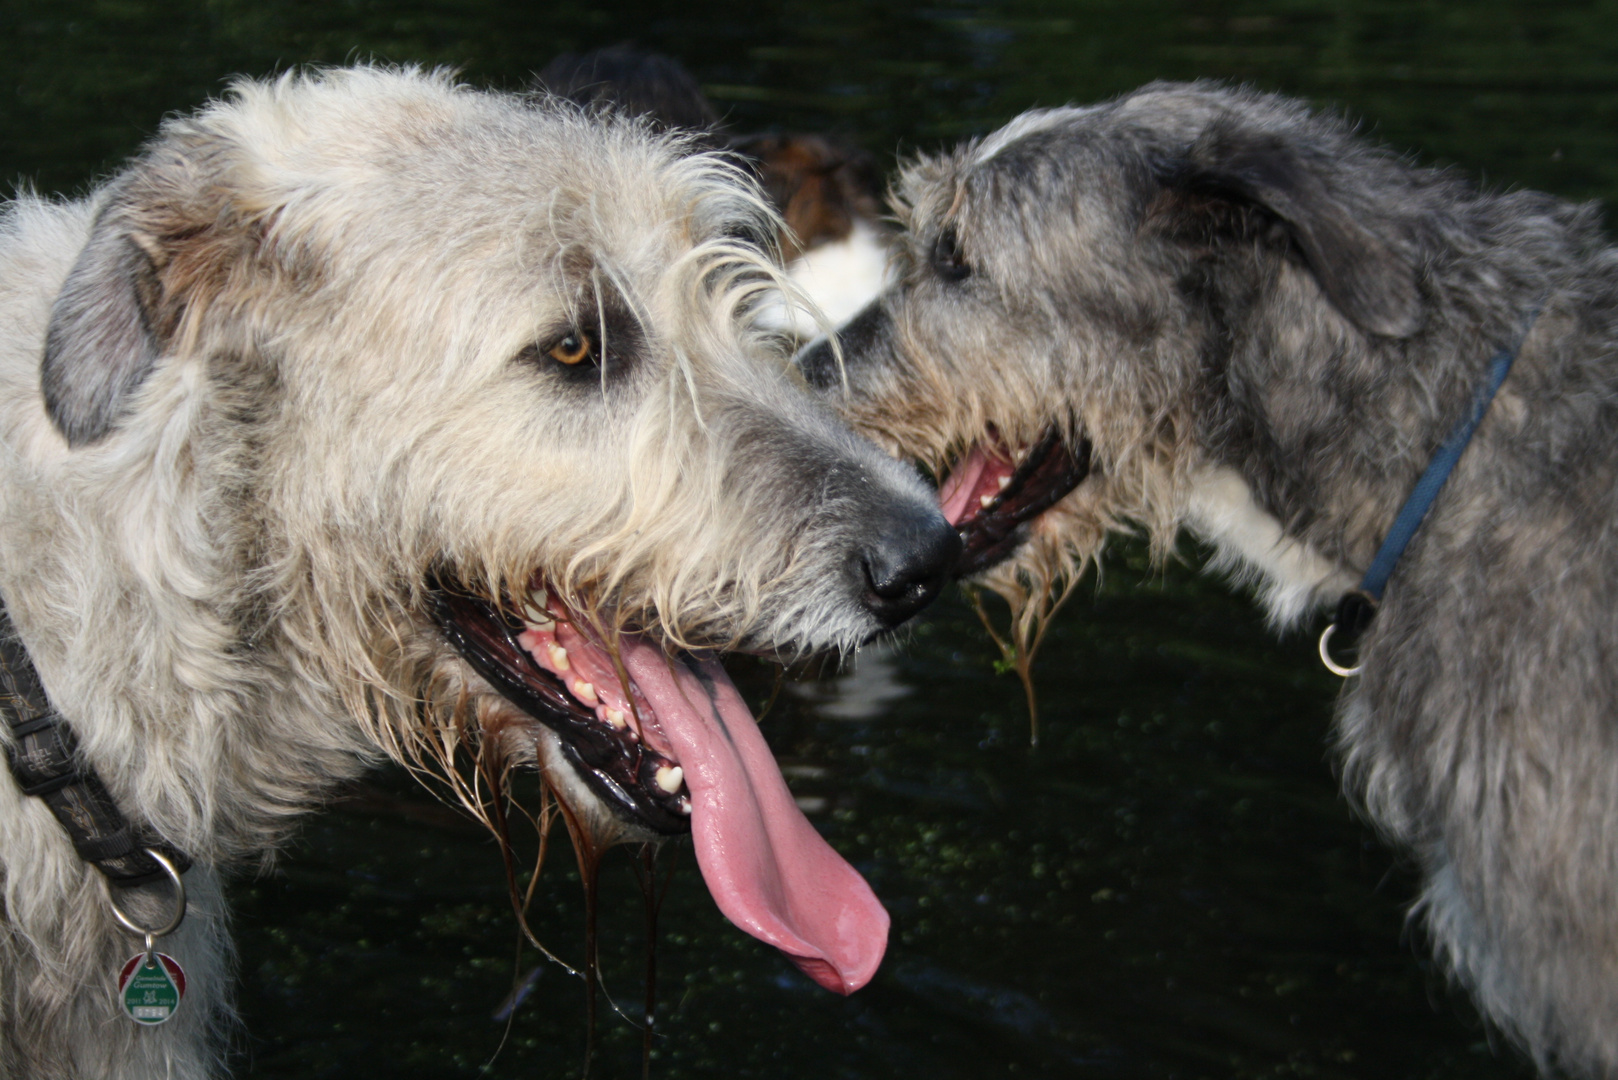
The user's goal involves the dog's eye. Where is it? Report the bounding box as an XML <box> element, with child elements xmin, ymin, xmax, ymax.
<box><xmin>933</xmin><ymin>227</ymin><xmax>971</xmax><ymax>282</ymax></box>
<box><xmin>547</xmin><ymin>331</ymin><xmax>596</xmax><ymax>367</ymax></box>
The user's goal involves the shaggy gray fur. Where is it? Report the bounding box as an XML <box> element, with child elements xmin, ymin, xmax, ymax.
<box><xmin>806</xmin><ymin>81</ymin><xmax>1618</xmax><ymax>1076</ymax></box>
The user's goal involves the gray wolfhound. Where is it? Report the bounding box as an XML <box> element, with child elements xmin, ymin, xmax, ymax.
<box><xmin>802</xmin><ymin>81</ymin><xmax>1618</xmax><ymax>1076</ymax></box>
<box><xmin>0</xmin><ymin>66</ymin><xmax>957</xmax><ymax>1077</ymax></box>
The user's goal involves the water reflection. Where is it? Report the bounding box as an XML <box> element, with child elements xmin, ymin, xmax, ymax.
<box><xmin>787</xmin><ymin>642</ymin><xmax>912</xmax><ymax>721</ymax></box>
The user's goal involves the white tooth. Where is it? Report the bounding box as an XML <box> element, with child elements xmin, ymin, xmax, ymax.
<box><xmin>521</xmin><ymin>602</ymin><xmax>554</xmax><ymax>629</ymax></box>
<box><xmin>529</xmin><ymin>588</ymin><xmax>551</xmax><ymax>608</ymax></box>
<box><xmin>547</xmin><ymin>643</ymin><xmax>570</xmax><ymax>672</ymax></box>
<box><xmin>997</xmin><ymin>474</ymin><xmax>1011</xmax><ymax>489</ymax></box>
<box><xmin>678</xmin><ymin>797</ymin><xmax>692</xmax><ymax>815</ymax></box>
<box><xmin>605</xmin><ymin>707</ymin><xmax>627</xmax><ymax>729</ymax></box>
<box><xmin>571</xmin><ymin>680</ymin><xmax>597</xmax><ymax>705</ymax></box>
<box><xmin>655</xmin><ymin>764</ymin><xmax>684</xmax><ymax>794</ymax></box>
<box><xmin>980</xmin><ymin>494</ymin><xmax>996</xmax><ymax>508</ymax></box>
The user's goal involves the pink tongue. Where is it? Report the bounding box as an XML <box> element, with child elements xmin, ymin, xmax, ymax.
<box><xmin>938</xmin><ymin>446</ymin><xmax>991</xmax><ymax>526</ymax></box>
<box><xmin>938</xmin><ymin>444</ymin><xmax>1017</xmax><ymax>527</ymax></box>
<box><xmin>617</xmin><ymin>638</ymin><xmax>889</xmax><ymax>994</ymax></box>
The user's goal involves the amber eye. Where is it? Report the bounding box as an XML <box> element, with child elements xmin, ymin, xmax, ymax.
<box><xmin>547</xmin><ymin>331</ymin><xmax>595</xmax><ymax>366</ymax></box>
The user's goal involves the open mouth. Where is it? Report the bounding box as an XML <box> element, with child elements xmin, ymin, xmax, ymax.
<box><xmin>938</xmin><ymin>428</ymin><xmax>1092</xmax><ymax>577</ymax></box>
<box><xmin>429</xmin><ymin>584</ymin><xmax>692</xmax><ymax>834</ymax></box>
<box><xmin>427</xmin><ymin>576</ymin><xmax>889</xmax><ymax>995</ymax></box>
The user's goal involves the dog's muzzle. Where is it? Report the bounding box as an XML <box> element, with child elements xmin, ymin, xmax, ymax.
<box><xmin>855</xmin><ymin>502</ymin><xmax>961</xmax><ymax>628</ymax></box>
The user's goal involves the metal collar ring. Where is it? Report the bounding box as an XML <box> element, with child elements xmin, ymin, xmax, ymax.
<box><xmin>108</xmin><ymin>848</ymin><xmax>186</xmax><ymax>940</ymax></box>
<box><xmin>1318</xmin><ymin>623</ymin><xmax>1363</xmax><ymax>678</ymax></box>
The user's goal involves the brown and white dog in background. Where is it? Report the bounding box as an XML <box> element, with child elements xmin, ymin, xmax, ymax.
<box><xmin>536</xmin><ymin>46</ymin><xmax>894</xmax><ymax>340</ymax></box>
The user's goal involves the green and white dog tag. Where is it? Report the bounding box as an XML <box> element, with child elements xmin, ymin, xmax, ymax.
<box><xmin>118</xmin><ymin>952</ymin><xmax>185</xmax><ymax>1025</ymax></box>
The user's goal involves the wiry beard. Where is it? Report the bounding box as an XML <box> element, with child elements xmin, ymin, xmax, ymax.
<box><xmin>823</xmin><ymin>319</ymin><xmax>1202</xmax><ymax>741</ymax></box>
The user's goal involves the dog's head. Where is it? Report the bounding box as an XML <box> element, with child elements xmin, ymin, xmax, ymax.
<box><xmin>800</xmin><ymin>81</ymin><xmax>1425</xmax><ymax>632</ymax></box>
<box><xmin>36</xmin><ymin>66</ymin><xmax>960</xmax><ymax>992</ymax></box>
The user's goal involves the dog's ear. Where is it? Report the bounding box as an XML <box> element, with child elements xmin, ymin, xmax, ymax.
<box><xmin>43</xmin><ymin>156</ymin><xmax>247</xmax><ymax>447</ymax></box>
<box><xmin>1154</xmin><ymin>120</ymin><xmax>1422</xmax><ymax>339</ymax></box>
<box><xmin>42</xmin><ymin>198</ymin><xmax>170</xmax><ymax>446</ymax></box>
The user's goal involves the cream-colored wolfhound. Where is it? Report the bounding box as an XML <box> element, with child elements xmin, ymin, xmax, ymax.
<box><xmin>0</xmin><ymin>66</ymin><xmax>958</xmax><ymax>1077</ymax></box>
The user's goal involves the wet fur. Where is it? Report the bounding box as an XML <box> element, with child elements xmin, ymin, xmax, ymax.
<box><xmin>0</xmin><ymin>66</ymin><xmax>940</xmax><ymax>1077</ymax></box>
<box><xmin>811</xmin><ymin>81</ymin><xmax>1618</xmax><ymax>1076</ymax></box>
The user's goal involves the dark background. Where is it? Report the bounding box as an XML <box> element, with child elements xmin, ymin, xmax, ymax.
<box><xmin>10</xmin><ymin>2</ymin><xmax>1618</xmax><ymax>204</ymax></box>
<box><xmin>7</xmin><ymin>2</ymin><xmax>1605</xmax><ymax>1077</ymax></box>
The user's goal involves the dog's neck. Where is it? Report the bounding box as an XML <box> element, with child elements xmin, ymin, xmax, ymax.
<box><xmin>0</xmin><ymin>341</ymin><xmax>374</xmax><ymax>872</ymax></box>
<box><xmin>1183</xmin><ymin>464</ymin><xmax>1356</xmax><ymax>627</ymax></box>
<box><xmin>0</xmin><ymin>594</ymin><xmax>191</xmax><ymax>886</ymax></box>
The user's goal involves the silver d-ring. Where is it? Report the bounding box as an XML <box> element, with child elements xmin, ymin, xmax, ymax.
<box><xmin>108</xmin><ymin>849</ymin><xmax>187</xmax><ymax>940</ymax></box>
<box><xmin>1318</xmin><ymin>624</ymin><xmax>1363</xmax><ymax>678</ymax></box>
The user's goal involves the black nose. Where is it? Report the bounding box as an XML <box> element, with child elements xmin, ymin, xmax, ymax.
<box><xmin>856</xmin><ymin>505</ymin><xmax>962</xmax><ymax>629</ymax></box>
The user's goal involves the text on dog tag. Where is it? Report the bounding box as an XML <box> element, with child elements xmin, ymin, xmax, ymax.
<box><xmin>119</xmin><ymin>952</ymin><xmax>185</xmax><ymax>1025</ymax></box>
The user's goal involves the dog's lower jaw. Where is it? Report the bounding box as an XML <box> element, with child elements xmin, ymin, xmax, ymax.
<box><xmin>938</xmin><ymin>429</ymin><xmax>1093</xmax><ymax>578</ymax></box>
<box><xmin>1183</xmin><ymin>465</ymin><xmax>1356</xmax><ymax>629</ymax></box>
<box><xmin>515</xmin><ymin>725</ymin><xmax>657</xmax><ymax>848</ymax></box>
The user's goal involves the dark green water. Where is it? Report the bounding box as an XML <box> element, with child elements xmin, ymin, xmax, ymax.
<box><xmin>7</xmin><ymin>2</ymin><xmax>1610</xmax><ymax>1076</ymax></box>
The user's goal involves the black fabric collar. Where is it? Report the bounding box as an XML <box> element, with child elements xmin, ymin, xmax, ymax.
<box><xmin>0</xmin><ymin>598</ymin><xmax>190</xmax><ymax>887</ymax></box>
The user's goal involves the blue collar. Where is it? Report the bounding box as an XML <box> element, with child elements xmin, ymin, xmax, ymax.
<box><xmin>1320</xmin><ymin>306</ymin><xmax>1541</xmax><ymax>676</ymax></box>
